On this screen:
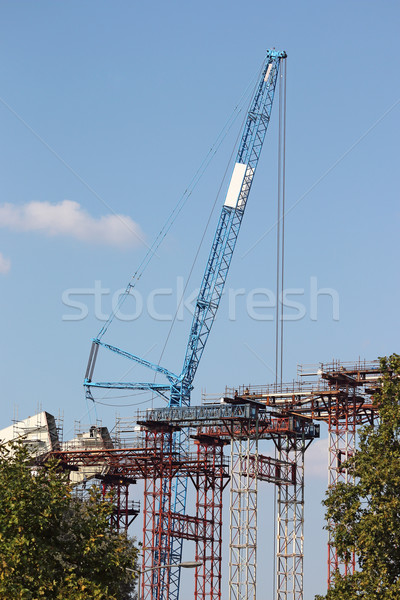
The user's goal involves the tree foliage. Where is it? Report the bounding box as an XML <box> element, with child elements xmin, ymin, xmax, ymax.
<box><xmin>0</xmin><ymin>443</ymin><xmax>139</xmax><ymax>600</ymax></box>
<box><xmin>316</xmin><ymin>354</ymin><xmax>400</xmax><ymax>600</ymax></box>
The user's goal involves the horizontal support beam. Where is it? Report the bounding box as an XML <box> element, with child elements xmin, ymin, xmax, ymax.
<box><xmin>169</xmin><ymin>512</ymin><xmax>214</xmax><ymax>542</ymax></box>
<box><xmin>241</xmin><ymin>454</ymin><xmax>296</xmax><ymax>485</ymax></box>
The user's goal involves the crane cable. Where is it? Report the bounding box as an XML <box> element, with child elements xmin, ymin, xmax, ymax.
<box><xmin>275</xmin><ymin>57</ymin><xmax>287</xmax><ymax>389</ymax></box>
<box><xmin>273</xmin><ymin>56</ymin><xmax>287</xmax><ymax>599</ymax></box>
<box><xmin>96</xmin><ymin>62</ymin><xmax>265</xmax><ymax>342</ymax></box>
<box><xmin>280</xmin><ymin>58</ymin><xmax>287</xmax><ymax>387</ymax></box>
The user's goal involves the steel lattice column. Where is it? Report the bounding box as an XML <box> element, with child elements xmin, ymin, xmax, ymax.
<box><xmin>275</xmin><ymin>435</ymin><xmax>305</xmax><ymax>600</ymax></box>
<box><xmin>229</xmin><ymin>435</ymin><xmax>258</xmax><ymax>600</ymax></box>
<box><xmin>194</xmin><ymin>437</ymin><xmax>227</xmax><ymax>600</ymax></box>
<box><xmin>142</xmin><ymin>427</ymin><xmax>174</xmax><ymax>600</ymax></box>
<box><xmin>327</xmin><ymin>393</ymin><xmax>357</xmax><ymax>587</ymax></box>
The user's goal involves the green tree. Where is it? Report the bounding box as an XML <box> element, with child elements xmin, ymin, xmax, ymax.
<box><xmin>0</xmin><ymin>442</ymin><xmax>139</xmax><ymax>600</ymax></box>
<box><xmin>316</xmin><ymin>354</ymin><xmax>400</xmax><ymax>600</ymax></box>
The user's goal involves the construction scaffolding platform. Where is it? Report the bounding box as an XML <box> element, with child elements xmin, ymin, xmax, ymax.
<box><xmin>13</xmin><ymin>358</ymin><xmax>384</xmax><ymax>600</ymax></box>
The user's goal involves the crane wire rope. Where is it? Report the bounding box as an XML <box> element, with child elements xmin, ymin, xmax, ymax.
<box><xmin>273</xmin><ymin>55</ymin><xmax>287</xmax><ymax>600</ymax></box>
<box><xmin>96</xmin><ymin>62</ymin><xmax>265</xmax><ymax>342</ymax></box>
<box><xmin>93</xmin><ymin>396</ymin><xmax>154</xmax><ymax>407</ymax></box>
<box><xmin>280</xmin><ymin>58</ymin><xmax>287</xmax><ymax>387</ymax></box>
<box><xmin>275</xmin><ymin>58</ymin><xmax>287</xmax><ymax>389</ymax></box>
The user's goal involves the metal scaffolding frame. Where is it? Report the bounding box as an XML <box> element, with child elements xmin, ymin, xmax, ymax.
<box><xmin>100</xmin><ymin>474</ymin><xmax>140</xmax><ymax>532</ymax></box>
<box><xmin>138</xmin><ymin>402</ymin><xmax>319</xmax><ymax>600</ymax></box>
<box><xmin>37</xmin><ymin>360</ymin><xmax>386</xmax><ymax>600</ymax></box>
<box><xmin>45</xmin><ymin>400</ymin><xmax>319</xmax><ymax>600</ymax></box>
<box><xmin>326</xmin><ymin>390</ymin><xmax>358</xmax><ymax>586</ymax></box>
<box><xmin>204</xmin><ymin>359</ymin><xmax>382</xmax><ymax>597</ymax></box>
<box><xmin>275</xmin><ymin>435</ymin><xmax>306</xmax><ymax>600</ymax></box>
<box><xmin>192</xmin><ymin>435</ymin><xmax>229</xmax><ymax>600</ymax></box>
<box><xmin>135</xmin><ymin>420</ymin><xmax>231</xmax><ymax>600</ymax></box>
<box><xmin>142</xmin><ymin>426</ymin><xmax>175</xmax><ymax>600</ymax></box>
<box><xmin>229</xmin><ymin>435</ymin><xmax>258</xmax><ymax>600</ymax></box>
<box><xmin>316</xmin><ymin>364</ymin><xmax>379</xmax><ymax>588</ymax></box>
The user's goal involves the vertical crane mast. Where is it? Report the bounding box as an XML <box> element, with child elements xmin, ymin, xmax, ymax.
<box><xmin>84</xmin><ymin>49</ymin><xmax>286</xmax><ymax>600</ymax></box>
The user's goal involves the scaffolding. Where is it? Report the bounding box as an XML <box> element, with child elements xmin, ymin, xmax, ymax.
<box><xmin>229</xmin><ymin>435</ymin><xmax>258</xmax><ymax>600</ymax></box>
<box><xmin>275</xmin><ymin>435</ymin><xmax>305</xmax><ymax>600</ymax></box>
<box><xmin>139</xmin><ymin>400</ymin><xmax>319</xmax><ymax>600</ymax></box>
<box><xmin>100</xmin><ymin>473</ymin><xmax>140</xmax><ymax>532</ymax></box>
<box><xmin>193</xmin><ymin>435</ymin><xmax>228</xmax><ymax>600</ymax></box>
<box><xmin>30</xmin><ymin>358</ymin><xmax>385</xmax><ymax>600</ymax></box>
<box><xmin>141</xmin><ymin>425</ymin><xmax>175</xmax><ymax>600</ymax></box>
<box><xmin>203</xmin><ymin>359</ymin><xmax>382</xmax><ymax>595</ymax></box>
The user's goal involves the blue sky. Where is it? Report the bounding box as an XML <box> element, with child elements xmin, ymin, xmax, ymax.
<box><xmin>0</xmin><ymin>1</ymin><xmax>399</xmax><ymax>597</ymax></box>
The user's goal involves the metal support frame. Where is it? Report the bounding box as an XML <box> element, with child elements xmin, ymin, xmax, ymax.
<box><xmin>165</xmin><ymin>426</ymin><xmax>189</xmax><ymax>600</ymax></box>
<box><xmin>47</xmin><ymin>401</ymin><xmax>319</xmax><ymax>600</ymax></box>
<box><xmin>142</xmin><ymin>427</ymin><xmax>174</xmax><ymax>600</ymax></box>
<box><xmin>327</xmin><ymin>392</ymin><xmax>357</xmax><ymax>587</ymax></box>
<box><xmin>100</xmin><ymin>476</ymin><xmax>140</xmax><ymax>533</ymax></box>
<box><xmin>229</xmin><ymin>434</ymin><xmax>259</xmax><ymax>600</ymax></box>
<box><xmin>193</xmin><ymin>437</ymin><xmax>228</xmax><ymax>600</ymax></box>
<box><xmin>275</xmin><ymin>435</ymin><xmax>305</xmax><ymax>600</ymax></box>
<box><xmin>139</xmin><ymin>404</ymin><xmax>317</xmax><ymax>600</ymax></box>
<box><xmin>43</xmin><ymin>360</ymin><xmax>384</xmax><ymax>600</ymax></box>
<box><xmin>140</xmin><ymin>427</ymin><xmax>230</xmax><ymax>600</ymax></box>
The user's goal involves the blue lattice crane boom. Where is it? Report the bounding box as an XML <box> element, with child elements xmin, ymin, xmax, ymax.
<box><xmin>173</xmin><ymin>50</ymin><xmax>286</xmax><ymax>408</ymax></box>
<box><xmin>84</xmin><ymin>49</ymin><xmax>286</xmax><ymax>600</ymax></box>
<box><xmin>85</xmin><ymin>49</ymin><xmax>286</xmax><ymax>400</ymax></box>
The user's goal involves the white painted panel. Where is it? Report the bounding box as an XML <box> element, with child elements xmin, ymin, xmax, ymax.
<box><xmin>264</xmin><ymin>63</ymin><xmax>273</xmax><ymax>82</ymax></box>
<box><xmin>224</xmin><ymin>162</ymin><xmax>248</xmax><ymax>208</ymax></box>
<box><xmin>236</xmin><ymin>166</ymin><xmax>254</xmax><ymax>210</ymax></box>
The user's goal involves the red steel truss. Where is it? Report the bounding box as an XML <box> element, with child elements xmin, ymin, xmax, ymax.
<box><xmin>48</xmin><ymin>360</ymin><xmax>384</xmax><ymax>600</ymax></box>
<box><xmin>244</xmin><ymin>453</ymin><xmax>296</xmax><ymax>484</ymax></box>
<box><xmin>325</xmin><ymin>388</ymin><xmax>363</xmax><ymax>586</ymax></box>
<box><xmin>141</xmin><ymin>427</ymin><xmax>230</xmax><ymax>600</ymax></box>
<box><xmin>317</xmin><ymin>367</ymin><xmax>379</xmax><ymax>588</ymax></box>
<box><xmin>142</xmin><ymin>426</ymin><xmax>175</xmax><ymax>600</ymax></box>
<box><xmin>49</xmin><ymin>406</ymin><xmax>311</xmax><ymax>600</ymax></box>
<box><xmin>192</xmin><ymin>435</ymin><xmax>229</xmax><ymax>600</ymax></box>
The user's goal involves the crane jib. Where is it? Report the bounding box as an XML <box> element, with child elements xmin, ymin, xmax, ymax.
<box><xmin>84</xmin><ymin>50</ymin><xmax>286</xmax><ymax>401</ymax></box>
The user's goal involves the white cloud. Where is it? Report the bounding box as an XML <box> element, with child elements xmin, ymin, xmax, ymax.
<box><xmin>0</xmin><ymin>200</ymin><xmax>145</xmax><ymax>248</ymax></box>
<box><xmin>0</xmin><ymin>252</ymin><xmax>11</xmax><ymax>275</ymax></box>
<box><xmin>305</xmin><ymin>437</ymin><xmax>329</xmax><ymax>480</ymax></box>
